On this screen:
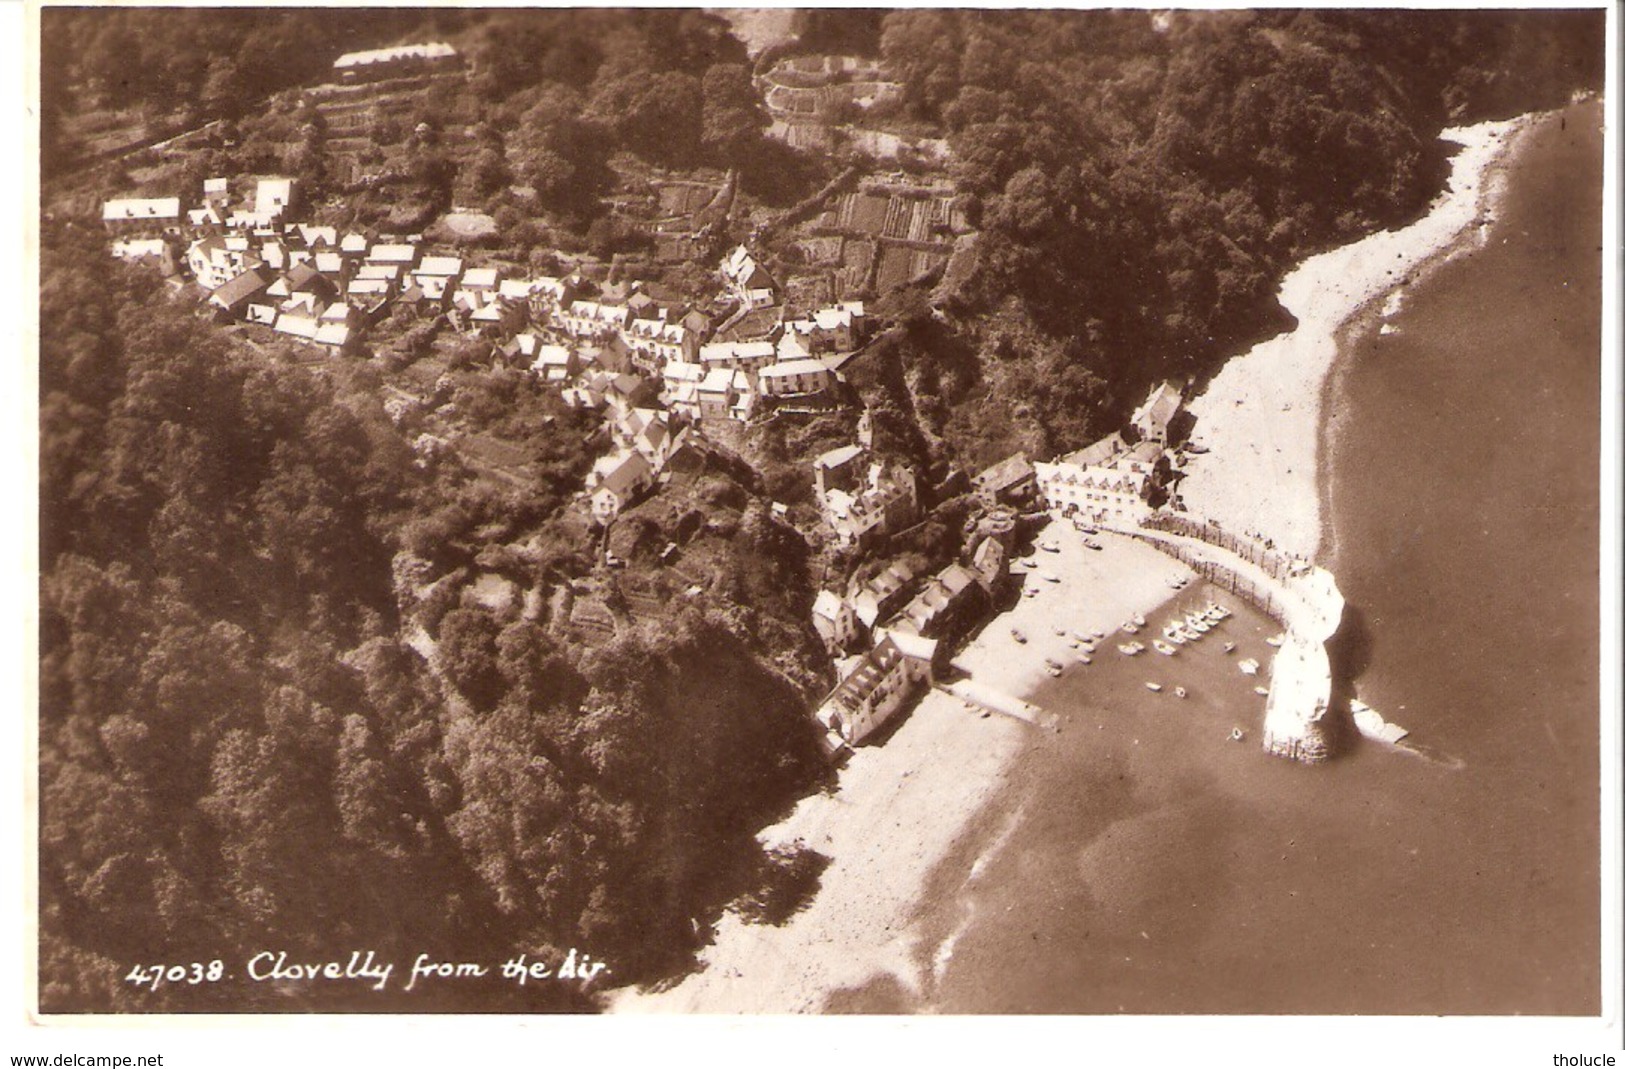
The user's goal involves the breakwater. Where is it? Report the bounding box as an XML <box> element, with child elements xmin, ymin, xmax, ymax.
<box><xmin>1119</xmin><ymin>512</ymin><xmax>1345</xmax><ymax>762</ymax></box>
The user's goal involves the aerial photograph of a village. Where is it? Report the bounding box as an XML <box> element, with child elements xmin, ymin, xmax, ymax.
<box><xmin>25</xmin><ymin>1</ymin><xmax>1618</xmax><ymax>1062</ymax></box>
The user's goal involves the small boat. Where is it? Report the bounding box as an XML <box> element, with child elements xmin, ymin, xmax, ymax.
<box><xmin>1118</xmin><ymin>643</ymin><xmax>1140</xmax><ymax>656</ymax></box>
<box><xmin>1071</xmin><ymin>629</ymin><xmax>1093</xmax><ymax>642</ymax></box>
<box><xmin>1253</xmin><ymin>685</ymin><xmax>1270</xmax><ymax>696</ymax></box>
<box><xmin>1045</xmin><ymin>664</ymin><xmax>1063</xmax><ymax>677</ymax></box>
<box><xmin>1011</xmin><ymin>628</ymin><xmax>1027</xmax><ymax>643</ymax></box>
<box><xmin>1266</xmin><ymin>633</ymin><xmax>1285</xmax><ymax>647</ymax></box>
<box><xmin>1238</xmin><ymin>658</ymin><xmax>1260</xmax><ymax>676</ymax></box>
<box><xmin>1023</xmin><ymin>586</ymin><xmax>1039</xmax><ymax>598</ymax></box>
<box><xmin>1054</xmin><ymin>626</ymin><xmax>1068</xmax><ymax>637</ymax></box>
<box><xmin>1075</xmin><ymin>653</ymin><xmax>1092</xmax><ymax>665</ymax></box>
<box><xmin>1144</xmin><ymin>682</ymin><xmax>1163</xmax><ymax>693</ymax></box>
<box><xmin>1083</xmin><ymin>539</ymin><xmax>1103</xmax><ymax>551</ymax></box>
<box><xmin>1044</xmin><ymin>657</ymin><xmax>1064</xmax><ymax>672</ymax></box>
<box><xmin>1188</xmin><ymin>618</ymin><xmax>1211</xmax><ymax>634</ymax></box>
<box><xmin>1167</xmin><ymin>576</ymin><xmax>1184</xmax><ymax>589</ymax></box>
<box><xmin>1229</xmin><ymin>727</ymin><xmax>1245</xmax><ymax>742</ymax></box>
<box><xmin>1041</xmin><ymin>572</ymin><xmax>1061</xmax><ymax>584</ymax></box>
<box><xmin>1080</xmin><ymin>525</ymin><xmax>1099</xmax><ymax>535</ymax></box>
<box><xmin>1132</xmin><ymin>613</ymin><xmax>1146</xmax><ymax>627</ymax></box>
<box><xmin>1093</xmin><ymin>630</ymin><xmax>1107</xmax><ymax>640</ymax></box>
<box><xmin>1152</xmin><ymin>640</ymin><xmax>1177</xmax><ymax>656</ymax></box>
<box><xmin>1039</xmin><ymin>541</ymin><xmax>1060</xmax><ymax>553</ymax></box>
<box><xmin>1130</xmin><ymin>641</ymin><xmax>1146</xmax><ymax>654</ymax></box>
<box><xmin>1173</xmin><ymin>686</ymin><xmax>1187</xmax><ymax>699</ymax></box>
<box><xmin>1222</xmin><ymin>641</ymin><xmax>1236</xmax><ymax>653</ymax></box>
<box><xmin>1122</xmin><ymin>622</ymin><xmax>1140</xmax><ymax>634</ymax></box>
<box><xmin>1162</xmin><ymin>628</ymin><xmax>1185</xmax><ymax>645</ymax></box>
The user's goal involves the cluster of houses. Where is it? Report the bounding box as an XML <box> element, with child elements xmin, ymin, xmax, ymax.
<box><xmin>809</xmin><ymin>518</ymin><xmax>1015</xmax><ymax>754</ymax></box>
<box><xmin>812</xmin><ymin>443</ymin><xmax>919</xmax><ymax>549</ymax></box>
<box><xmin>1030</xmin><ymin>382</ymin><xmax>1183</xmax><ymax>528</ymax></box>
<box><xmin>810</xmin><ymin>381</ymin><xmax>1188</xmax><ymax>757</ymax></box>
<box><xmin>102</xmin><ymin>170</ymin><xmax>876</xmax><ymax>528</ymax></box>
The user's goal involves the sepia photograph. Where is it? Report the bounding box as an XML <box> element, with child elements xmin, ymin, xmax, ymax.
<box><xmin>19</xmin><ymin>0</ymin><xmax>1621</xmax><ymax>1059</ymax></box>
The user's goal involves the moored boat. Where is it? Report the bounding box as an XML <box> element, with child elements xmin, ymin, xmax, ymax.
<box><xmin>1011</xmin><ymin>628</ymin><xmax>1027</xmax><ymax>643</ymax></box>
<box><xmin>1153</xmin><ymin>640</ymin><xmax>1177</xmax><ymax>656</ymax></box>
<box><xmin>1118</xmin><ymin>643</ymin><xmax>1140</xmax><ymax>656</ymax></box>
<box><xmin>1237</xmin><ymin>658</ymin><xmax>1260</xmax><ymax>675</ymax></box>
<box><xmin>1144</xmin><ymin>681</ymin><xmax>1163</xmax><ymax>692</ymax></box>
<box><xmin>1173</xmin><ymin>686</ymin><xmax>1187</xmax><ymax>699</ymax></box>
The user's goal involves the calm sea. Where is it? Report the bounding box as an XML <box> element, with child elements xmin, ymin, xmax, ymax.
<box><xmin>839</xmin><ymin>101</ymin><xmax>1602</xmax><ymax>1015</ymax></box>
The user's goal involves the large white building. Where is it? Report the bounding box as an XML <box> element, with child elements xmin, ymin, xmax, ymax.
<box><xmin>1032</xmin><ymin>433</ymin><xmax>1163</xmax><ymax>528</ymax></box>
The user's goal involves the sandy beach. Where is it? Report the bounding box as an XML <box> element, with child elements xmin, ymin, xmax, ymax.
<box><xmin>1178</xmin><ymin>115</ymin><xmax>1534</xmax><ymax>560</ymax></box>
<box><xmin>611</xmin><ymin>522</ymin><xmax>1191</xmax><ymax>1012</ymax></box>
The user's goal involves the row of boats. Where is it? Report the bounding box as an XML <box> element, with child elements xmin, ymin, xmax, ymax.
<box><xmin>1118</xmin><ymin>602</ymin><xmax>1231</xmax><ymax>658</ymax></box>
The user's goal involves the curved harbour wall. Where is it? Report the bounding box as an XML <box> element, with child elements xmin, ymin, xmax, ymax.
<box><xmin>1119</xmin><ymin>513</ymin><xmax>1345</xmax><ymax>762</ymax></box>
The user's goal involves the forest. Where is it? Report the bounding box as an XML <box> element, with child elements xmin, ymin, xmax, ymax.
<box><xmin>38</xmin><ymin>7</ymin><xmax>1604</xmax><ymax>1011</ymax></box>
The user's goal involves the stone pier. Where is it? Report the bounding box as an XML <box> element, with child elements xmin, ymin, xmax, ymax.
<box><xmin>1117</xmin><ymin>515</ymin><xmax>1346</xmax><ymax>763</ymax></box>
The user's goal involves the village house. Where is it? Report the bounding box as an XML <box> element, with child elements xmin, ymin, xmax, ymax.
<box><xmin>720</xmin><ymin>245</ymin><xmax>777</xmax><ymax>311</ymax></box>
<box><xmin>529</xmin><ymin>342</ymin><xmax>578</xmax><ymax>384</ymax></box>
<box><xmin>781</xmin><ymin>301</ymin><xmax>866</xmax><ymax>353</ymax></box>
<box><xmin>696</xmin><ymin>366</ymin><xmax>739</xmax><ymax>420</ymax></box>
<box><xmin>889</xmin><ymin>561</ymin><xmax>990</xmax><ymax>646</ymax></box>
<box><xmin>850</xmin><ymin>560</ymin><xmax>920</xmax><ymax>629</ymax></box>
<box><xmin>813</xmin><ymin>444</ymin><xmax>867</xmax><ymax>499</ymax></box>
<box><xmin>972</xmin><ymin>453</ymin><xmax>1038</xmax><ymax>509</ymax></box>
<box><xmin>1033</xmin><ymin>432</ymin><xmax>1164</xmax><ymax>528</ymax></box>
<box><xmin>757</xmin><ymin>357</ymin><xmax>833</xmax><ymax>397</ymax></box>
<box><xmin>187</xmin><ymin>234</ymin><xmax>261</xmax><ymax>290</ymax></box>
<box><xmin>411</xmin><ymin>255</ymin><xmax>464</xmax><ymax>299</ymax></box>
<box><xmin>823</xmin><ymin>461</ymin><xmax>919</xmax><ymax>549</ymax></box>
<box><xmin>699</xmin><ymin>340</ymin><xmax>776</xmax><ymax>377</ymax></box>
<box><xmin>556</xmin><ymin>298</ymin><xmax>632</xmax><ymax>339</ymax></box>
<box><xmin>1131</xmin><ymin>381</ymin><xmax>1184</xmax><ymax>445</ymax></box>
<box><xmin>273</xmin><ymin>312</ymin><xmax>321</xmax><ymax>343</ymax></box>
<box><xmin>367</xmin><ymin>243</ymin><xmax>419</xmax><ymax>270</ymax></box>
<box><xmin>812</xmin><ymin>590</ymin><xmax>862</xmax><ymax>654</ymax></box>
<box><xmin>661</xmin><ymin>361</ymin><xmax>706</xmax><ymax>421</ymax></box>
<box><xmin>970</xmin><ymin>535</ymin><xmax>1009</xmax><ymax>597</ymax></box>
<box><xmin>187</xmin><ymin>203</ymin><xmax>223</xmax><ymax>228</ymax></box>
<box><xmin>102</xmin><ymin>197</ymin><xmax>182</xmax><ymax>233</ymax></box>
<box><xmin>333</xmin><ymin>41</ymin><xmax>461</xmax><ymax>83</ymax></box>
<box><xmin>254</xmin><ymin>178</ymin><xmax>298</xmax><ymax>223</ymax></box>
<box><xmin>207</xmin><ymin>266</ymin><xmax>272</xmax><ymax>319</ymax></box>
<box><xmin>813</xmin><ymin>630</ymin><xmax>938</xmax><ymax>748</ymax></box>
<box><xmin>615</xmin><ymin>407</ymin><xmax>679</xmax><ymax>467</ymax></box>
<box><xmin>587</xmin><ymin>450</ymin><xmax>655</xmax><ymax>524</ymax></box>
<box><xmin>110</xmin><ymin>238</ymin><xmax>168</xmax><ymax>263</ymax></box>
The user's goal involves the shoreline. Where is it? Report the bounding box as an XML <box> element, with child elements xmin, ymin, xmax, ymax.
<box><xmin>608</xmin><ymin>524</ymin><xmax>1191</xmax><ymax>1012</ymax></box>
<box><xmin>1318</xmin><ymin>111</ymin><xmax>1546</xmax><ymax>566</ymax></box>
<box><xmin>1178</xmin><ymin>113</ymin><xmax>1536</xmax><ymax>562</ymax></box>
